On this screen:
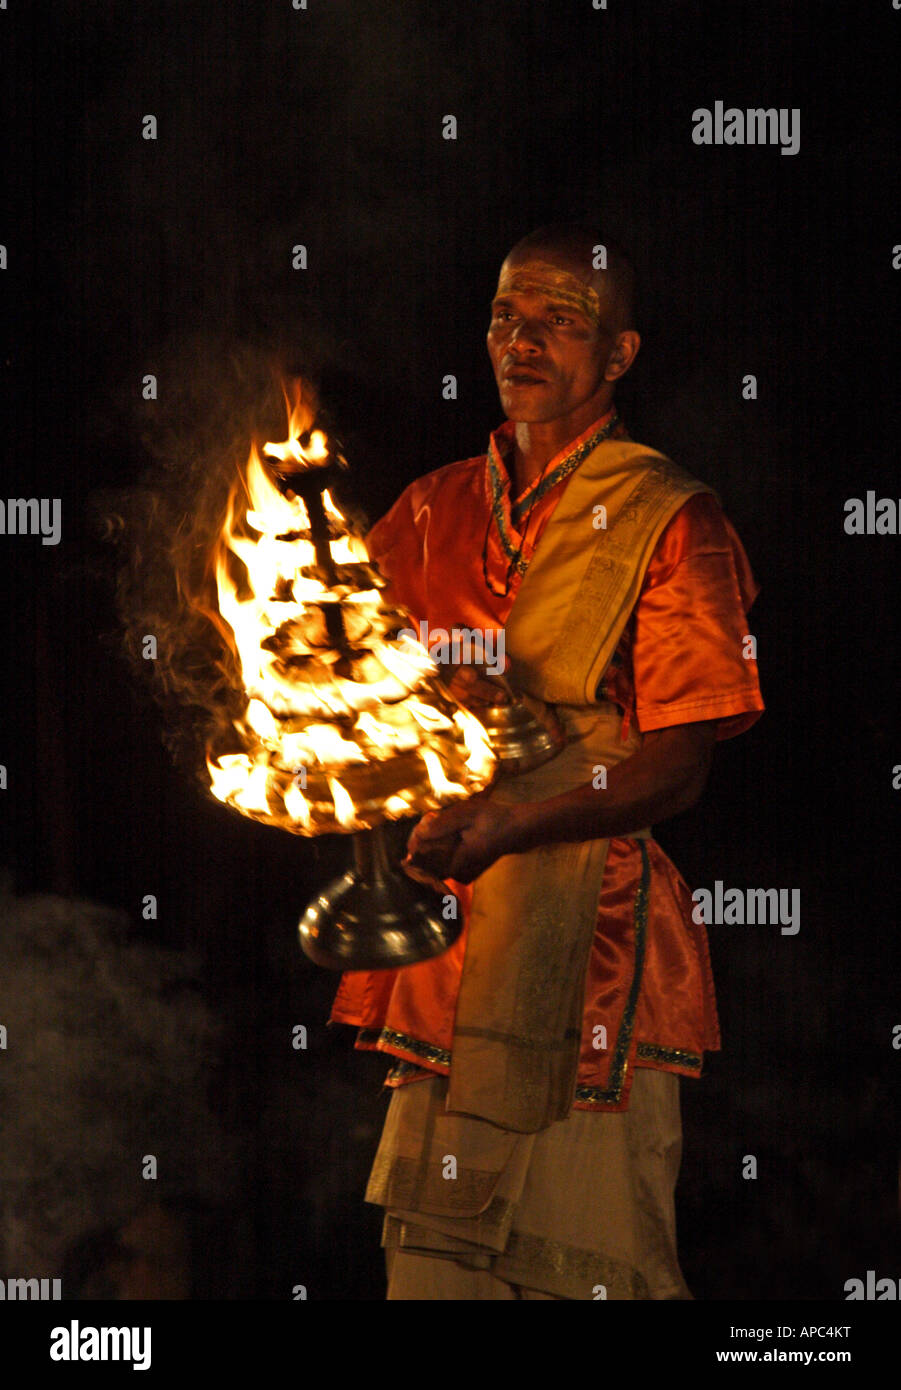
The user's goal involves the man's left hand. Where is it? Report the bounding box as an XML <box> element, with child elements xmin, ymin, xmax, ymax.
<box><xmin>404</xmin><ymin>797</ymin><xmax>516</xmax><ymax>886</ymax></box>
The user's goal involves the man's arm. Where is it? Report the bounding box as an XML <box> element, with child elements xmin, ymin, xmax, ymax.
<box><xmin>515</xmin><ymin>718</ymin><xmax>716</xmax><ymax>848</ymax></box>
<box><xmin>406</xmin><ymin>718</ymin><xmax>717</xmax><ymax>885</ymax></box>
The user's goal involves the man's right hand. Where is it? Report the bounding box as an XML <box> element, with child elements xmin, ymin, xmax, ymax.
<box><xmin>444</xmin><ymin>664</ymin><xmax>511</xmax><ymax>708</ymax></box>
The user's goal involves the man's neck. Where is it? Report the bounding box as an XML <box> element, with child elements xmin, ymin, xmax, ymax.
<box><xmin>510</xmin><ymin>398</ymin><xmax>616</xmax><ymax>495</ymax></box>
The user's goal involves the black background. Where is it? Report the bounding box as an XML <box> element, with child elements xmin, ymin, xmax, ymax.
<box><xmin>1</xmin><ymin>0</ymin><xmax>899</xmax><ymax>1300</ymax></box>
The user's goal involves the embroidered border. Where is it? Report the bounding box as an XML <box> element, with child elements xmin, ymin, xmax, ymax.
<box><xmin>485</xmin><ymin>443</ymin><xmax>530</xmax><ymax>575</ymax></box>
<box><xmin>545</xmin><ymin>458</ymin><xmax>712</xmax><ymax>708</ymax></box>
<box><xmin>357</xmin><ymin>1026</ymin><xmax>451</xmax><ymax>1070</ymax></box>
<box><xmin>358</xmin><ymin>849</ymin><xmax>704</xmax><ymax>1105</ymax></box>
<box><xmin>636</xmin><ymin>1042</ymin><xmax>702</xmax><ymax>1071</ymax></box>
<box><xmin>485</xmin><ymin>412</ymin><xmax>622</xmax><ymax>571</ymax></box>
<box><xmin>373</xmin><ymin>1155</ymin><xmax>502</xmax><ymax>1214</ymax></box>
<box><xmin>386</xmin><ymin>1221</ymin><xmax>651</xmax><ymax>1298</ymax></box>
<box><xmin>573</xmin><ymin>838</ymin><xmax>649</xmax><ymax>1106</ymax></box>
<box><xmin>510</xmin><ymin>412</ymin><xmax>622</xmax><ymax>525</ymax></box>
<box><xmin>497</xmin><ymin>1232</ymin><xmax>651</xmax><ymax>1300</ymax></box>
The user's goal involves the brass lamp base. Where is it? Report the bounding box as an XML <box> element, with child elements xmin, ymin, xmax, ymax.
<box><xmin>298</xmin><ymin>697</ymin><xmax>564</xmax><ymax>971</ymax></box>
<box><xmin>298</xmin><ymin>821</ymin><xmax>460</xmax><ymax>970</ymax></box>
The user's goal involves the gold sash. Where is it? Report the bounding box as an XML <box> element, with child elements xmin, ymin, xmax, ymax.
<box><xmin>446</xmin><ymin>441</ymin><xmax>714</xmax><ymax>1132</ymax></box>
<box><xmin>506</xmin><ymin>441</ymin><xmax>716</xmax><ymax>706</ymax></box>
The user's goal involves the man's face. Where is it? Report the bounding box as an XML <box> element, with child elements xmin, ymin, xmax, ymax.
<box><xmin>486</xmin><ymin>253</ymin><xmax>620</xmax><ymax>425</ymax></box>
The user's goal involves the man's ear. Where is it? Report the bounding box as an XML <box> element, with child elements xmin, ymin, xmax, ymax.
<box><xmin>604</xmin><ymin>331</ymin><xmax>641</xmax><ymax>383</ymax></box>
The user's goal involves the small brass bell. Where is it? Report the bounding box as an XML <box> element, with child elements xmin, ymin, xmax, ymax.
<box><xmin>475</xmin><ymin>699</ymin><xmax>565</xmax><ymax>776</ymax></box>
<box><xmin>468</xmin><ymin>674</ymin><xmax>565</xmax><ymax>777</ymax></box>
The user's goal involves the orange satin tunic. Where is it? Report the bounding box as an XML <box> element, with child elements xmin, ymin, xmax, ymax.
<box><xmin>329</xmin><ymin>409</ymin><xmax>765</xmax><ymax>1110</ymax></box>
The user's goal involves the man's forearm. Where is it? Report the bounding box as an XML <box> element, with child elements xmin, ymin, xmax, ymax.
<box><xmin>508</xmin><ymin>721</ymin><xmax>717</xmax><ymax>854</ymax></box>
<box><xmin>405</xmin><ymin>722</ymin><xmax>718</xmax><ymax>884</ymax></box>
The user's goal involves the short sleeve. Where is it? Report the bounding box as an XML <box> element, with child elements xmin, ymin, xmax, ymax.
<box><xmin>631</xmin><ymin>492</ymin><xmax>764</xmax><ymax>740</ymax></box>
<box><xmin>364</xmin><ymin>484</ymin><xmax>428</xmax><ymax>628</ymax></box>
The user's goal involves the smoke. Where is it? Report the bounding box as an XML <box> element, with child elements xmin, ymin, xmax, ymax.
<box><xmin>98</xmin><ymin>340</ymin><xmax>339</xmax><ymax>780</ymax></box>
<box><xmin>0</xmin><ymin>879</ymin><xmax>241</xmax><ymax>1277</ymax></box>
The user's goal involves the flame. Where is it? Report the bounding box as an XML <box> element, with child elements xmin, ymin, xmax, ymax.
<box><xmin>260</xmin><ymin>380</ymin><xmax>330</xmax><ymax>468</ymax></box>
<box><xmin>453</xmin><ymin>709</ymin><xmax>496</xmax><ymax>777</ymax></box>
<box><xmin>328</xmin><ymin>776</ymin><xmax>358</xmax><ymax>829</ymax></box>
<box><xmin>284</xmin><ymin>776</ymin><xmax>313</xmax><ymax>831</ymax></box>
<box><xmin>420</xmin><ymin>748</ymin><xmax>466</xmax><ymax>798</ymax></box>
<box><xmin>202</xmin><ymin>378</ymin><xmax>496</xmax><ymax>834</ymax></box>
<box><xmin>208</xmin><ymin>752</ymin><xmax>252</xmax><ymax>803</ymax></box>
<box><xmin>232</xmin><ymin>756</ymin><xmax>272</xmax><ymax>814</ymax></box>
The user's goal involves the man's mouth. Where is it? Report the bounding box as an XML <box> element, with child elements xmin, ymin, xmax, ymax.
<box><xmin>503</xmin><ymin>368</ymin><xmax>548</xmax><ymax>385</ymax></box>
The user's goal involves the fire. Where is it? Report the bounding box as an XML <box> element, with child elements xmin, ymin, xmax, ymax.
<box><xmin>204</xmin><ymin>380</ymin><xmax>496</xmax><ymax>834</ymax></box>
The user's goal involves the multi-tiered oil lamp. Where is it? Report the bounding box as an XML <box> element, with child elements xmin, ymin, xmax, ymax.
<box><xmin>203</xmin><ymin>381</ymin><xmax>565</xmax><ymax>970</ymax></box>
<box><xmin>203</xmin><ymin>384</ymin><xmax>495</xmax><ymax>968</ymax></box>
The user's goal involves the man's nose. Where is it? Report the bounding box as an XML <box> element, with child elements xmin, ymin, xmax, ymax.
<box><xmin>508</xmin><ymin>319</ymin><xmax>545</xmax><ymax>351</ymax></box>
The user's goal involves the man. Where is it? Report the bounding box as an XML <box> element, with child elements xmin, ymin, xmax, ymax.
<box><xmin>330</xmin><ymin>222</ymin><xmax>764</xmax><ymax>1299</ymax></box>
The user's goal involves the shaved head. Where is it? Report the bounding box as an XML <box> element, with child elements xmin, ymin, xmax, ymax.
<box><xmin>502</xmin><ymin>222</ymin><xmax>636</xmax><ymax>334</ymax></box>
<box><xmin>487</xmin><ymin>220</ymin><xmax>642</xmax><ymax>434</ymax></box>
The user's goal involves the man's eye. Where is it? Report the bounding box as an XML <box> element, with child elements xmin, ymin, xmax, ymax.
<box><xmin>493</xmin><ymin>310</ymin><xmax>513</xmax><ymax>321</ymax></box>
<box><xmin>550</xmin><ymin>314</ymin><xmax>572</xmax><ymax>325</ymax></box>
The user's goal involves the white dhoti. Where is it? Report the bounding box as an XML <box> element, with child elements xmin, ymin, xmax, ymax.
<box><xmin>367</xmin><ymin>1066</ymin><xmax>692</xmax><ymax>1301</ymax></box>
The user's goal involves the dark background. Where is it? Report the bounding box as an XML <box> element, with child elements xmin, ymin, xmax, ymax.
<box><xmin>1</xmin><ymin>0</ymin><xmax>899</xmax><ymax>1299</ymax></box>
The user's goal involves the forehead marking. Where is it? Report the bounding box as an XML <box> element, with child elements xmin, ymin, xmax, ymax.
<box><xmin>494</xmin><ymin>260</ymin><xmax>602</xmax><ymax>325</ymax></box>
